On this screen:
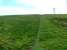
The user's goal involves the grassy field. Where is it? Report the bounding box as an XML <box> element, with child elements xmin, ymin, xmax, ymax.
<box><xmin>0</xmin><ymin>15</ymin><xmax>40</xmax><ymax>50</ymax></box>
<box><xmin>37</xmin><ymin>15</ymin><xmax>67</xmax><ymax>50</ymax></box>
<box><xmin>0</xmin><ymin>14</ymin><xmax>67</xmax><ymax>50</ymax></box>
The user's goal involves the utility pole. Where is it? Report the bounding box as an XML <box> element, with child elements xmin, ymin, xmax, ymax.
<box><xmin>53</xmin><ymin>8</ymin><xmax>56</xmax><ymax>14</ymax></box>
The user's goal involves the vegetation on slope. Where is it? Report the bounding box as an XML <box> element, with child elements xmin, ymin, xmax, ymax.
<box><xmin>0</xmin><ymin>14</ymin><xmax>67</xmax><ymax>50</ymax></box>
<box><xmin>0</xmin><ymin>15</ymin><xmax>40</xmax><ymax>50</ymax></box>
<box><xmin>38</xmin><ymin>15</ymin><xmax>67</xmax><ymax>50</ymax></box>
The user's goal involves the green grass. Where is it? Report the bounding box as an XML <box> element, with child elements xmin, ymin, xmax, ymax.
<box><xmin>0</xmin><ymin>15</ymin><xmax>40</xmax><ymax>50</ymax></box>
<box><xmin>38</xmin><ymin>15</ymin><xmax>67</xmax><ymax>50</ymax></box>
<box><xmin>0</xmin><ymin>14</ymin><xmax>67</xmax><ymax>50</ymax></box>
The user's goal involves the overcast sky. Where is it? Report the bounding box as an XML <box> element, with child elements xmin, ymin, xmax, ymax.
<box><xmin>0</xmin><ymin>0</ymin><xmax>66</xmax><ymax>15</ymax></box>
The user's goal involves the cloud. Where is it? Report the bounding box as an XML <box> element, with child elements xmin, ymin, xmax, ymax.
<box><xmin>0</xmin><ymin>0</ymin><xmax>66</xmax><ymax>15</ymax></box>
<box><xmin>16</xmin><ymin>0</ymin><xmax>66</xmax><ymax>12</ymax></box>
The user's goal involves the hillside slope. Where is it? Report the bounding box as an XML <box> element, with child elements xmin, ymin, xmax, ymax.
<box><xmin>0</xmin><ymin>15</ymin><xmax>67</xmax><ymax>50</ymax></box>
<box><xmin>36</xmin><ymin>15</ymin><xmax>67</xmax><ymax>50</ymax></box>
<box><xmin>0</xmin><ymin>15</ymin><xmax>40</xmax><ymax>50</ymax></box>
